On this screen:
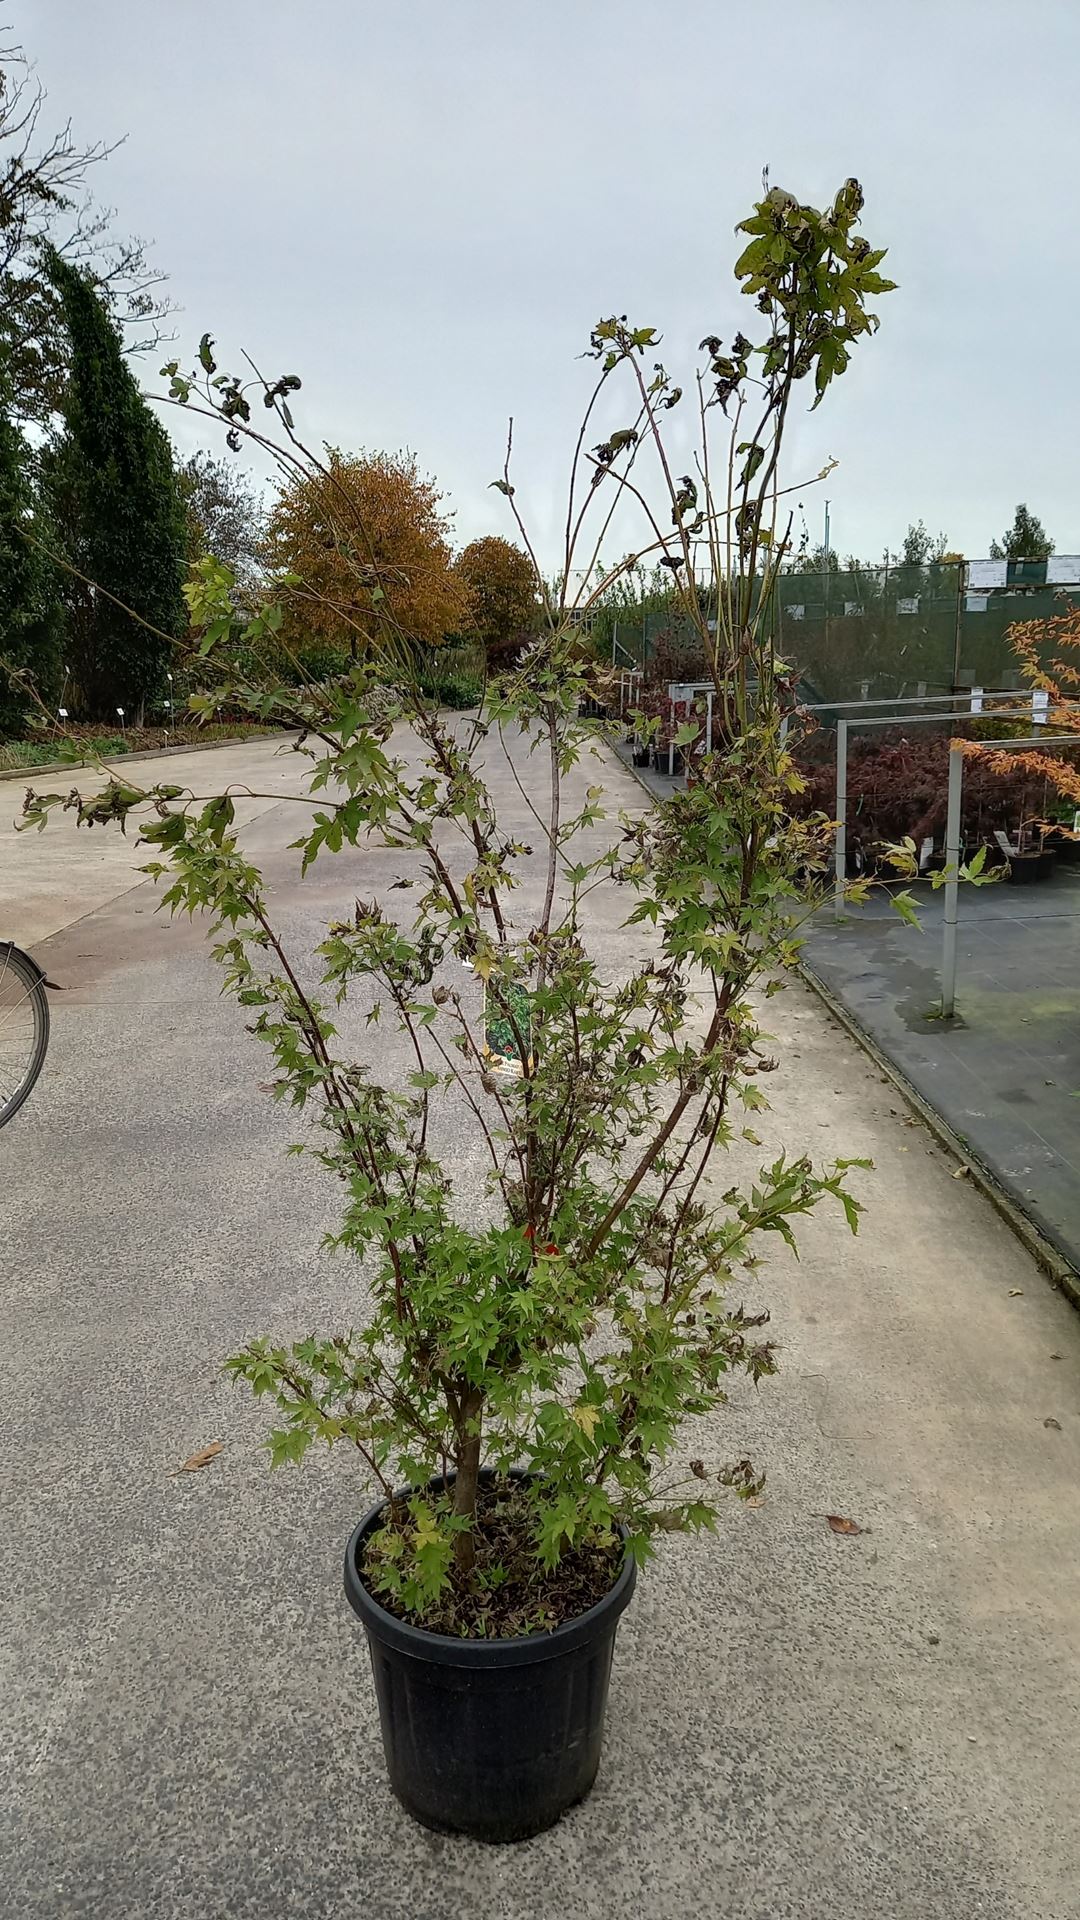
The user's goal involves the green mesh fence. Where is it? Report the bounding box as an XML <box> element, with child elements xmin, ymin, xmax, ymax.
<box><xmin>773</xmin><ymin>567</ymin><xmax>1080</xmax><ymax>701</ymax></box>
<box><xmin>771</xmin><ymin>563</ymin><xmax>962</xmax><ymax>701</ymax></box>
<box><xmin>624</xmin><ymin>566</ymin><xmax>1072</xmax><ymax>704</ymax></box>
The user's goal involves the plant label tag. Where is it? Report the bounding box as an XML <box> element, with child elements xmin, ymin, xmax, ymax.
<box><xmin>483</xmin><ymin>979</ymin><xmax>533</xmax><ymax>1076</ymax></box>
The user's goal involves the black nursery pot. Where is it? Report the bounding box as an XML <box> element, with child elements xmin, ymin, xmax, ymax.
<box><xmin>1046</xmin><ymin>827</ymin><xmax>1080</xmax><ymax>866</ymax></box>
<box><xmin>1007</xmin><ymin>852</ymin><xmax>1040</xmax><ymax>885</ymax></box>
<box><xmin>343</xmin><ymin>1480</ymin><xmax>637</xmax><ymax>1844</ymax></box>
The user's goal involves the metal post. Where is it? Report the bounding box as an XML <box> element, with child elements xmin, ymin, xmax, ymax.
<box><xmin>705</xmin><ymin>689</ymin><xmax>714</xmax><ymax>755</ymax></box>
<box><xmin>834</xmin><ymin>718</ymin><xmax>848</xmax><ymax>920</ymax></box>
<box><xmin>940</xmin><ymin>744</ymin><xmax>964</xmax><ymax>1017</ymax></box>
<box><xmin>951</xmin><ymin>560</ymin><xmax>965</xmax><ymax>692</ymax></box>
<box><xmin>668</xmin><ymin>697</ymin><xmax>675</xmax><ymax>777</ymax></box>
<box><xmin>823</xmin><ymin>501</ymin><xmax>831</xmax><ymax>672</ymax></box>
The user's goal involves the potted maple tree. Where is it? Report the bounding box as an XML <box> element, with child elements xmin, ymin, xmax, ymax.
<box><xmin>25</xmin><ymin>178</ymin><xmax>894</xmax><ymax>1842</ymax></box>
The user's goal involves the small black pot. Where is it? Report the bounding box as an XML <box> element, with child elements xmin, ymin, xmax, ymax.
<box><xmin>343</xmin><ymin>1481</ymin><xmax>637</xmax><ymax>1843</ymax></box>
<box><xmin>1007</xmin><ymin>852</ymin><xmax>1040</xmax><ymax>885</ymax></box>
<box><xmin>632</xmin><ymin>747</ymin><xmax>651</xmax><ymax>767</ymax></box>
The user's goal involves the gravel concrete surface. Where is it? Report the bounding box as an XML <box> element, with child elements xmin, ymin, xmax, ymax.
<box><xmin>3</xmin><ymin>733</ymin><xmax>1079</xmax><ymax>1920</ymax></box>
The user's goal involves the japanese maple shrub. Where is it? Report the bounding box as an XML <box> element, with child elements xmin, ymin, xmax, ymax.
<box><xmin>25</xmin><ymin>180</ymin><xmax>894</xmax><ymax>1633</ymax></box>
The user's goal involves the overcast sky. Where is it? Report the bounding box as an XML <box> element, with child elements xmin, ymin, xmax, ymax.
<box><xmin>23</xmin><ymin>0</ymin><xmax>1080</xmax><ymax>570</ymax></box>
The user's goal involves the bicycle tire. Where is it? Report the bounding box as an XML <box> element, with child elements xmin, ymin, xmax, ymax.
<box><xmin>0</xmin><ymin>944</ymin><xmax>50</xmax><ymax>1129</ymax></box>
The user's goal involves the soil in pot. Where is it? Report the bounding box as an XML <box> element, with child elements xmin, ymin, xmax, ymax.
<box><xmin>344</xmin><ymin>1473</ymin><xmax>636</xmax><ymax>1844</ymax></box>
<box><xmin>363</xmin><ymin>1476</ymin><xmax>620</xmax><ymax>1639</ymax></box>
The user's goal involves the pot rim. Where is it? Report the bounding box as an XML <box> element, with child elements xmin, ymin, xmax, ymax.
<box><xmin>343</xmin><ymin>1471</ymin><xmax>637</xmax><ymax>1668</ymax></box>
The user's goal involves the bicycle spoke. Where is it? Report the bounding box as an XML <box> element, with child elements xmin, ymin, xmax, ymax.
<box><xmin>0</xmin><ymin>984</ymin><xmax>36</xmax><ymax>1029</ymax></box>
<box><xmin>0</xmin><ymin>947</ymin><xmax>49</xmax><ymax>1126</ymax></box>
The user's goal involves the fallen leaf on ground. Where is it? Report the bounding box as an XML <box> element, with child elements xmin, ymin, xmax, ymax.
<box><xmin>745</xmin><ymin>1495</ymin><xmax>765</xmax><ymax>1510</ymax></box>
<box><xmin>1050</xmin><ymin>1352</ymin><xmax>1063</xmax><ymax>1361</ymax></box>
<box><xmin>952</xmin><ymin>1166</ymin><xmax>969</xmax><ymax>1179</ymax></box>
<box><xmin>824</xmin><ymin>1513</ymin><xmax>864</xmax><ymax>1536</ymax></box>
<box><xmin>1043</xmin><ymin>1417</ymin><xmax>1062</xmax><ymax>1431</ymax></box>
<box><xmin>173</xmin><ymin>1441</ymin><xmax>223</xmax><ymax>1474</ymax></box>
<box><xmin>1008</xmin><ymin>1288</ymin><xmax>1024</xmax><ymax>1298</ymax></box>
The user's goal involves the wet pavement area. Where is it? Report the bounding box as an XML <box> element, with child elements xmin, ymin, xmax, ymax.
<box><xmin>804</xmin><ymin>866</ymin><xmax>1080</xmax><ymax>1278</ymax></box>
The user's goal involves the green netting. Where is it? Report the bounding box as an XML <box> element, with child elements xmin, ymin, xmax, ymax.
<box><xmin>772</xmin><ymin>564</ymin><xmax>963</xmax><ymax>702</ymax></box>
<box><xmin>773</xmin><ymin>568</ymin><xmax>1078</xmax><ymax>702</ymax></box>
<box><xmin>619</xmin><ymin>567</ymin><xmax>1073</xmax><ymax>705</ymax></box>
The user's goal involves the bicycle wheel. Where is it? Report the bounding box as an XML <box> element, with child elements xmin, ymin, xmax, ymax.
<box><xmin>0</xmin><ymin>944</ymin><xmax>50</xmax><ymax>1128</ymax></box>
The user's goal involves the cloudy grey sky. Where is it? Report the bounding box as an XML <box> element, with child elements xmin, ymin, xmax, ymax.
<box><xmin>24</xmin><ymin>0</ymin><xmax>1080</xmax><ymax>569</ymax></box>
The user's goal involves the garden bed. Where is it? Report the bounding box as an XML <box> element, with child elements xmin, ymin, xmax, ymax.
<box><xmin>0</xmin><ymin>721</ymin><xmax>282</xmax><ymax>774</ymax></box>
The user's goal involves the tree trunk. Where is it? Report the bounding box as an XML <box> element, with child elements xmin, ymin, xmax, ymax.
<box><xmin>452</xmin><ymin>1386</ymin><xmax>484</xmax><ymax>1575</ymax></box>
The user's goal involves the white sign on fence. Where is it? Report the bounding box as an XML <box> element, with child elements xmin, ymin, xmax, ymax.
<box><xmin>967</xmin><ymin>559</ymin><xmax>1008</xmax><ymax>590</ymax></box>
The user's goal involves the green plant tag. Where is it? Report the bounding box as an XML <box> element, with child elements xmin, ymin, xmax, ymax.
<box><xmin>483</xmin><ymin>979</ymin><xmax>533</xmax><ymax>1074</ymax></box>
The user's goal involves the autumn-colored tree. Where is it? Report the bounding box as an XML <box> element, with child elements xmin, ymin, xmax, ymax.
<box><xmin>454</xmin><ymin>535</ymin><xmax>538</xmax><ymax>666</ymax></box>
<box><xmin>962</xmin><ymin>601</ymin><xmax>1080</xmax><ymax>819</ymax></box>
<box><xmin>264</xmin><ymin>448</ymin><xmax>466</xmax><ymax>658</ymax></box>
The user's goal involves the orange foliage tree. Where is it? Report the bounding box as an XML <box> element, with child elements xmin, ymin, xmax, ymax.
<box><xmin>454</xmin><ymin>535</ymin><xmax>538</xmax><ymax>666</ymax></box>
<box><xmin>264</xmin><ymin>448</ymin><xmax>466</xmax><ymax>657</ymax></box>
<box><xmin>961</xmin><ymin>602</ymin><xmax>1080</xmax><ymax>818</ymax></box>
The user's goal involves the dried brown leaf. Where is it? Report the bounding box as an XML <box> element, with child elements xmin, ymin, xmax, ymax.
<box><xmin>173</xmin><ymin>1441</ymin><xmax>223</xmax><ymax>1475</ymax></box>
<box><xmin>824</xmin><ymin>1513</ymin><xmax>864</xmax><ymax>1536</ymax></box>
<box><xmin>1043</xmin><ymin>1417</ymin><xmax>1062</xmax><ymax>1431</ymax></box>
<box><xmin>1008</xmin><ymin>1288</ymin><xmax>1024</xmax><ymax>1298</ymax></box>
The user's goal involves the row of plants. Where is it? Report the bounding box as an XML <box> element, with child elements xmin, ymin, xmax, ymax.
<box><xmin>614</xmin><ymin>632</ymin><xmax>713</xmax><ymax>767</ymax></box>
<box><xmin>791</xmin><ymin>727</ymin><xmax>1080</xmax><ymax>879</ymax></box>
<box><xmin>25</xmin><ymin>177</ymin><xmax>897</xmax><ymax>1844</ymax></box>
<box><xmin>0</xmin><ymin>719</ymin><xmax>282</xmax><ymax>774</ymax></box>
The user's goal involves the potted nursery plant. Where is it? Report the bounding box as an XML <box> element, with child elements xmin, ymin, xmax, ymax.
<box><xmin>24</xmin><ymin>179</ymin><xmax>895</xmax><ymax>1842</ymax></box>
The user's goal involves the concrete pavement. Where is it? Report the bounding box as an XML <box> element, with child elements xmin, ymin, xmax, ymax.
<box><xmin>0</xmin><ymin>736</ymin><xmax>307</xmax><ymax>946</ymax></box>
<box><xmin>2</xmin><ymin>734</ymin><xmax>1080</xmax><ymax>1919</ymax></box>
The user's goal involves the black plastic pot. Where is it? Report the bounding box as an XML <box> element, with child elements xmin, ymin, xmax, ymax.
<box><xmin>343</xmin><ymin>1481</ymin><xmax>637</xmax><ymax>1843</ymax></box>
<box><xmin>1007</xmin><ymin>852</ymin><xmax>1040</xmax><ymax>885</ymax></box>
<box><xmin>632</xmin><ymin>747</ymin><xmax>650</xmax><ymax>767</ymax></box>
<box><xmin>1046</xmin><ymin>828</ymin><xmax>1080</xmax><ymax>866</ymax></box>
